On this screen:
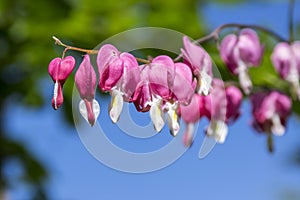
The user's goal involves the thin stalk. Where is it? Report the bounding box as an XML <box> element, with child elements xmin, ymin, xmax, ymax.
<box><xmin>289</xmin><ymin>0</ymin><xmax>295</xmax><ymax>42</ymax></box>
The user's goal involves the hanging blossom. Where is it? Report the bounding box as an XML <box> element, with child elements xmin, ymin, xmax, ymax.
<box><xmin>204</xmin><ymin>79</ymin><xmax>243</xmax><ymax>143</ymax></box>
<box><xmin>179</xmin><ymin>94</ymin><xmax>208</xmax><ymax>146</ymax></box>
<box><xmin>181</xmin><ymin>36</ymin><xmax>213</xmax><ymax>95</ymax></box>
<box><xmin>97</xmin><ymin>44</ymin><xmax>140</xmax><ymax>123</ymax></box>
<box><xmin>166</xmin><ymin>62</ymin><xmax>195</xmax><ymax>136</ymax></box>
<box><xmin>133</xmin><ymin>56</ymin><xmax>176</xmax><ymax>133</ymax></box>
<box><xmin>48</xmin><ymin>56</ymin><xmax>75</xmax><ymax>110</ymax></box>
<box><xmin>271</xmin><ymin>42</ymin><xmax>300</xmax><ymax>100</ymax></box>
<box><xmin>220</xmin><ymin>28</ymin><xmax>264</xmax><ymax>95</ymax></box>
<box><xmin>250</xmin><ymin>91</ymin><xmax>291</xmax><ymax>136</ymax></box>
<box><xmin>75</xmin><ymin>55</ymin><xmax>100</xmax><ymax>126</ymax></box>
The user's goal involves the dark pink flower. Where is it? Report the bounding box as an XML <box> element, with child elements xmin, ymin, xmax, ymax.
<box><xmin>181</xmin><ymin>36</ymin><xmax>213</xmax><ymax>95</ymax></box>
<box><xmin>75</xmin><ymin>55</ymin><xmax>100</xmax><ymax>126</ymax></box>
<box><xmin>48</xmin><ymin>56</ymin><xmax>75</xmax><ymax>110</ymax></box>
<box><xmin>220</xmin><ymin>29</ymin><xmax>263</xmax><ymax>94</ymax></box>
<box><xmin>250</xmin><ymin>91</ymin><xmax>291</xmax><ymax>136</ymax></box>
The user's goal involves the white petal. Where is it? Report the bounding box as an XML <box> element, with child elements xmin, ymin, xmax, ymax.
<box><xmin>166</xmin><ymin>102</ymin><xmax>180</xmax><ymax>136</ymax></box>
<box><xmin>109</xmin><ymin>90</ymin><xmax>124</xmax><ymax>123</ymax></box>
<box><xmin>79</xmin><ymin>100</ymin><xmax>88</xmax><ymax>123</ymax></box>
<box><xmin>198</xmin><ymin>70</ymin><xmax>212</xmax><ymax>95</ymax></box>
<box><xmin>271</xmin><ymin>114</ymin><xmax>285</xmax><ymax>136</ymax></box>
<box><xmin>150</xmin><ymin>100</ymin><xmax>165</xmax><ymax>132</ymax></box>
<box><xmin>53</xmin><ymin>81</ymin><xmax>59</xmax><ymax>109</ymax></box>
<box><xmin>206</xmin><ymin>120</ymin><xmax>228</xmax><ymax>143</ymax></box>
<box><xmin>92</xmin><ymin>99</ymin><xmax>100</xmax><ymax>123</ymax></box>
<box><xmin>79</xmin><ymin>99</ymin><xmax>100</xmax><ymax>126</ymax></box>
<box><xmin>183</xmin><ymin>123</ymin><xmax>195</xmax><ymax>147</ymax></box>
<box><xmin>237</xmin><ymin>61</ymin><xmax>252</xmax><ymax>95</ymax></box>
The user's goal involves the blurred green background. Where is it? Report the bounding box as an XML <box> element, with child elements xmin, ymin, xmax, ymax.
<box><xmin>0</xmin><ymin>0</ymin><xmax>299</xmax><ymax>199</ymax></box>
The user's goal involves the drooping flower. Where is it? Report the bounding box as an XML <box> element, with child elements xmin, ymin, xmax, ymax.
<box><xmin>97</xmin><ymin>44</ymin><xmax>140</xmax><ymax>123</ymax></box>
<box><xmin>220</xmin><ymin>29</ymin><xmax>264</xmax><ymax>95</ymax></box>
<box><xmin>250</xmin><ymin>91</ymin><xmax>291</xmax><ymax>136</ymax></box>
<box><xmin>75</xmin><ymin>55</ymin><xmax>100</xmax><ymax>126</ymax></box>
<box><xmin>204</xmin><ymin>79</ymin><xmax>243</xmax><ymax>143</ymax></box>
<box><xmin>133</xmin><ymin>55</ymin><xmax>175</xmax><ymax>132</ymax></box>
<box><xmin>179</xmin><ymin>94</ymin><xmax>208</xmax><ymax>146</ymax></box>
<box><xmin>271</xmin><ymin>41</ymin><xmax>300</xmax><ymax>100</ymax></box>
<box><xmin>181</xmin><ymin>36</ymin><xmax>213</xmax><ymax>95</ymax></box>
<box><xmin>165</xmin><ymin>62</ymin><xmax>195</xmax><ymax>136</ymax></box>
<box><xmin>48</xmin><ymin>56</ymin><xmax>75</xmax><ymax>110</ymax></box>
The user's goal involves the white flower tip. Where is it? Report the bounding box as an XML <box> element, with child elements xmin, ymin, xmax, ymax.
<box><xmin>183</xmin><ymin>123</ymin><xmax>195</xmax><ymax>147</ymax></box>
<box><xmin>206</xmin><ymin>120</ymin><xmax>228</xmax><ymax>143</ymax></box>
<box><xmin>271</xmin><ymin>114</ymin><xmax>285</xmax><ymax>136</ymax></box>
<box><xmin>92</xmin><ymin>100</ymin><xmax>100</xmax><ymax>125</ymax></box>
<box><xmin>53</xmin><ymin>81</ymin><xmax>59</xmax><ymax>110</ymax></box>
<box><xmin>109</xmin><ymin>91</ymin><xmax>124</xmax><ymax>123</ymax></box>
<box><xmin>238</xmin><ymin>67</ymin><xmax>252</xmax><ymax>95</ymax></box>
<box><xmin>198</xmin><ymin>71</ymin><xmax>212</xmax><ymax>95</ymax></box>
<box><xmin>79</xmin><ymin>99</ymin><xmax>100</xmax><ymax>126</ymax></box>
<box><xmin>166</xmin><ymin>104</ymin><xmax>180</xmax><ymax>137</ymax></box>
<box><xmin>150</xmin><ymin>102</ymin><xmax>165</xmax><ymax>132</ymax></box>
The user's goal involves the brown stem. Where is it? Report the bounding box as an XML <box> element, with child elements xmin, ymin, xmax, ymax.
<box><xmin>52</xmin><ymin>36</ymin><xmax>98</xmax><ymax>54</ymax></box>
<box><xmin>52</xmin><ymin>36</ymin><xmax>151</xmax><ymax>64</ymax></box>
<box><xmin>289</xmin><ymin>0</ymin><xmax>295</xmax><ymax>42</ymax></box>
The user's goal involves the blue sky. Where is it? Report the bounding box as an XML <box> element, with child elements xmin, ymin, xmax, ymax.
<box><xmin>4</xmin><ymin>1</ymin><xmax>300</xmax><ymax>200</ymax></box>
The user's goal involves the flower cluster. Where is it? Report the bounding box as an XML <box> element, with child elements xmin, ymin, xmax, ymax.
<box><xmin>48</xmin><ymin>26</ymin><xmax>299</xmax><ymax>151</ymax></box>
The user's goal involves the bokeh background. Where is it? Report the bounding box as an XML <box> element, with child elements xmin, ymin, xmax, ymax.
<box><xmin>1</xmin><ymin>0</ymin><xmax>300</xmax><ymax>199</ymax></box>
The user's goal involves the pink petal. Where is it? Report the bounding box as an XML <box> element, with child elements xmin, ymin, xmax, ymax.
<box><xmin>149</xmin><ymin>55</ymin><xmax>175</xmax><ymax>99</ymax></box>
<box><xmin>180</xmin><ymin>94</ymin><xmax>203</xmax><ymax>123</ymax></box>
<box><xmin>220</xmin><ymin>34</ymin><xmax>239</xmax><ymax>74</ymax></box>
<box><xmin>271</xmin><ymin>42</ymin><xmax>293</xmax><ymax>79</ymax></box>
<box><xmin>172</xmin><ymin>62</ymin><xmax>194</xmax><ymax>104</ymax></box>
<box><xmin>181</xmin><ymin>36</ymin><xmax>205</xmax><ymax>75</ymax></box>
<box><xmin>97</xmin><ymin>44</ymin><xmax>123</xmax><ymax>91</ymax></box>
<box><xmin>48</xmin><ymin>56</ymin><xmax>75</xmax><ymax>82</ymax></box>
<box><xmin>118</xmin><ymin>52</ymin><xmax>140</xmax><ymax>101</ymax></box>
<box><xmin>238</xmin><ymin>29</ymin><xmax>263</xmax><ymax>67</ymax></box>
<box><xmin>75</xmin><ymin>55</ymin><xmax>97</xmax><ymax>101</ymax></box>
<box><xmin>204</xmin><ymin>79</ymin><xmax>226</xmax><ymax>121</ymax></box>
<box><xmin>225</xmin><ymin>85</ymin><xmax>242</xmax><ymax>123</ymax></box>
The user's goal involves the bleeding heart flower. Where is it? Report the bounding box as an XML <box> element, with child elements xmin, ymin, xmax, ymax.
<box><xmin>48</xmin><ymin>56</ymin><xmax>75</xmax><ymax>110</ymax></box>
<box><xmin>220</xmin><ymin>28</ymin><xmax>264</xmax><ymax>95</ymax></box>
<box><xmin>204</xmin><ymin>79</ymin><xmax>242</xmax><ymax>143</ymax></box>
<box><xmin>133</xmin><ymin>56</ymin><xmax>175</xmax><ymax>132</ymax></box>
<box><xmin>271</xmin><ymin>41</ymin><xmax>300</xmax><ymax>100</ymax></box>
<box><xmin>164</xmin><ymin>62</ymin><xmax>195</xmax><ymax>136</ymax></box>
<box><xmin>250</xmin><ymin>91</ymin><xmax>291</xmax><ymax>136</ymax></box>
<box><xmin>179</xmin><ymin>94</ymin><xmax>207</xmax><ymax>146</ymax></box>
<box><xmin>181</xmin><ymin>36</ymin><xmax>213</xmax><ymax>95</ymax></box>
<box><xmin>97</xmin><ymin>44</ymin><xmax>140</xmax><ymax>123</ymax></box>
<box><xmin>75</xmin><ymin>55</ymin><xmax>100</xmax><ymax>126</ymax></box>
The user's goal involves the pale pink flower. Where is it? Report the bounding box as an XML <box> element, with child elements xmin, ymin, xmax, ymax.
<box><xmin>271</xmin><ymin>41</ymin><xmax>300</xmax><ymax>99</ymax></box>
<box><xmin>220</xmin><ymin>29</ymin><xmax>263</xmax><ymax>94</ymax></box>
<box><xmin>250</xmin><ymin>91</ymin><xmax>291</xmax><ymax>136</ymax></box>
<box><xmin>181</xmin><ymin>36</ymin><xmax>213</xmax><ymax>95</ymax></box>
<box><xmin>204</xmin><ymin>79</ymin><xmax>242</xmax><ymax>143</ymax></box>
